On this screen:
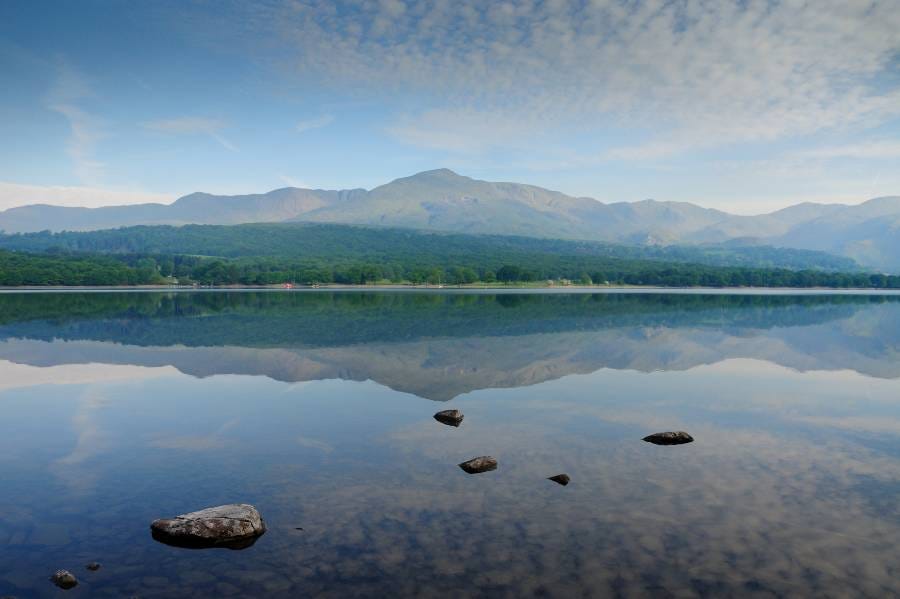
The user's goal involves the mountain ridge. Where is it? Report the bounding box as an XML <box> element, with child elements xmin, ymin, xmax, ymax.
<box><xmin>1</xmin><ymin>169</ymin><xmax>897</xmax><ymax>271</ymax></box>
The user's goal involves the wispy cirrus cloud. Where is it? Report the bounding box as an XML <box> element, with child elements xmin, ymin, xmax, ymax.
<box><xmin>45</xmin><ymin>63</ymin><xmax>108</xmax><ymax>183</ymax></box>
<box><xmin>142</xmin><ymin>116</ymin><xmax>238</xmax><ymax>151</ymax></box>
<box><xmin>296</xmin><ymin>114</ymin><xmax>333</xmax><ymax>134</ymax></box>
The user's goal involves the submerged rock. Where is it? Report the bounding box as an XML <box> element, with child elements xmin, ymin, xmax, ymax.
<box><xmin>150</xmin><ymin>503</ymin><xmax>266</xmax><ymax>549</ymax></box>
<box><xmin>434</xmin><ymin>409</ymin><xmax>464</xmax><ymax>427</ymax></box>
<box><xmin>458</xmin><ymin>456</ymin><xmax>498</xmax><ymax>474</ymax></box>
<box><xmin>50</xmin><ymin>570</ymin><xmax>78</xmax><ymax>590</ymax></box>
<box><xmin>548</xmin><ymin>474</ymin><xmax>570</xmax><ymax>486</ymax></box>
<box><xmin>642</xmin><ymin>431</ymin><xmax>694</xmax><ymax>445</ymax></box>
<box><xmin>85</xmin><ymin>562</ymin><xmax>101</xmax><ymax>571</ymax></box>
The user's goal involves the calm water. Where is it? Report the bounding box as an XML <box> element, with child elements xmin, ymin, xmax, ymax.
<box><xmin>2</xmin><ymin>291</ymin><xmax>900</xmax><ymax>598</ymax></box>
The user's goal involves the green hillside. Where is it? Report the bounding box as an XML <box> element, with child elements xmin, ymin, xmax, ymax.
<box><xmin>0</xmin><ymin>222</ymin><xmax>859</xmax><ymax>270</ymax></box>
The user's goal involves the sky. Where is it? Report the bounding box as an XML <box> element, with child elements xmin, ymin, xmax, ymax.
<box><xmin>1</xmin><ymin>0</ymin><xmax>899</xmax><ymax>214</ymax></box>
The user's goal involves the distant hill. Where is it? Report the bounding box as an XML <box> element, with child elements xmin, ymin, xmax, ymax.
<box><xmin>0</xmin><ymin>187</ymin><xmax>364</xmax><ymax>232</ymax></box>
<box><xmin>1</xmin><ymin>168</ymin><xmax>897</xmax><ymax>271</ymax></box>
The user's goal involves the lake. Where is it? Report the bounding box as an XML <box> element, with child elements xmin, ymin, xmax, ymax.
<box><xmin>1</xmin><ymin>290</ymin><xmax>900</xmax><ymax>597</ymax></box>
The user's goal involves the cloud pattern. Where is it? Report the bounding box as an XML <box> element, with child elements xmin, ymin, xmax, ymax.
<box><xmin>215</xmin><ymin>0</ymin><xmax>900</xmax><ymax>156</ymax></box>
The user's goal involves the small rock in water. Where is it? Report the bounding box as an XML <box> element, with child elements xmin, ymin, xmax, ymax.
<box><xmin>85</xmin><ymin>562</ymin><xmax>101</xmax><ymax>571</ymax></box>
<box><xmin>458</xmin><ymin>456</ymin><xmax>498</xmax><ymax>474</ymax></box>
<box><xmin>548</xmin><ymin>474</ymin><xmax>570</xmax><ymax>486</ymax></box>
<box><xmin>642</xmin><ymin>431</ymin><xmax>694</xmax><ymax>445</ymax></box>
<box><xmin>150</xmin><ymin>503</ymin><xmax>266</xmax><ymax>549</ymax></box>
<box><xmin>434</xmin><ymin>409</ymin><xmax>464</xmax><ymax>427</ymax></box>
<box><xmin>50</xmin><ymin>570</ymin><xmax>78</xmax><ymax>590</ymax></box>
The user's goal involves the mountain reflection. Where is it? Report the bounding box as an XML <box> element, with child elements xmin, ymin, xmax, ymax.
<box><xmin>0</xmin><ymin>291</ymin><xmax>898</xmax><ymax>400</ymax></box>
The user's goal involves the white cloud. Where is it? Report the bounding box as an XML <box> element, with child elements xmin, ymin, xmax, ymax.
<box><xmin>0</xmin><ymin>181</ymin><xmax>175</xmax><ymax>211</ymax></box>
<box><xmin>296</xmin><ymin>114</ymin><xmax>334</xmax><ymax>133</ymax></box>
<box><xmin>225</xmin><ymin>0</ymin><xmax>900</xmax><ymax>157</ymax></box>
<box><xmin>142</xmin><ymin>116</ymin><xmax>238</xmax><ymax>151</ymax></box>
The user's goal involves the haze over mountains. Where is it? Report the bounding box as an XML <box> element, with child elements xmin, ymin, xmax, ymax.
<box><xmin>2</xmin><ymin>169</ymin><xmax>898</xmax><ymax>271</ymax></box>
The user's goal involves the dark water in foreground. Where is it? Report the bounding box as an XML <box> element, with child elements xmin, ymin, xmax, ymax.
<box><xmin>1</xmin><ymin>291</ymin><xmax>900</xmax><ymax>598</ymax></box>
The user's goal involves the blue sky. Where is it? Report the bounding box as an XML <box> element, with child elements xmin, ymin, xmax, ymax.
<box><xmin>1</xmin><ymin>0</ymin><xmax>899</xmax><ymax>214</ymax></box>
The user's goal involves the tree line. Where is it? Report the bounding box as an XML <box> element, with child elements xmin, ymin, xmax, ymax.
<box><xmin>3</xmin><ymin>249</ymin><xmax>900</xmax><ymax>289</ymax></box>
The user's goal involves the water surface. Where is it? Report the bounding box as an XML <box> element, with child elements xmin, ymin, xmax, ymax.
<box><xmin>1</xmin><ymin>291</ymin><xmax>899</xmax><ymax>597</ymax></box>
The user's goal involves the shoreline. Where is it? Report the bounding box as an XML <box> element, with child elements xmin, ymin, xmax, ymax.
<box><xmin>2</xmin><ymin>284</ymin><xmax>900</xmax><ymax>295</ymax></box>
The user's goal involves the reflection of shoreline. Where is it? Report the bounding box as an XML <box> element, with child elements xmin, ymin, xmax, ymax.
<box><xmin>2</xmin><ymin>309</ymin><xmax>898</xmax><ymax>401</ymax></box>
<box><xmin>4</xmin><ymin>286</ymin><xmax>900</xmax><ymax>294</ymax></box>
<box><xmin>2</xmin><ymin>291</ymin><xmax>895</xmax><ymax>347</ymax></box>
<box><xmin>1</xmin><ymin>292</ymin><xmax>898</xmax><ymax>398</ymax></box>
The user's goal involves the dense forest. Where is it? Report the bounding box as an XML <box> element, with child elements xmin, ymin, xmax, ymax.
<box><xmin>0</xmin><ymin>222</ymin><xmax>859</xmax><ymax>270</ymax></box>
<box><xmin>2</xmin><ymin>247</ymin><xmax>900</xmax><ymax>288</ymax></box>
<box><xmin>0</xmin><ymin>250</ymin><xmax>160</xmax><ymax>286</ymax></box>
<box><xmin>1</xmin><ymin>222</ymin><xmax>898</xmax><ymax>288</ymax></box>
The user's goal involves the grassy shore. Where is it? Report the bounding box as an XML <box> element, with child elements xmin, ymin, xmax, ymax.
<box><xmin>3</xmin><ymin>283</ymin><xmax>900</xmax><ymax>295</ymax></box>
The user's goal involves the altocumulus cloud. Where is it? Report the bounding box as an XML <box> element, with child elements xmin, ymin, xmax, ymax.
<box><xmin>203</xmin><ymin>0</ymin><xmax>900</xmax><ymax>157</ymax></box>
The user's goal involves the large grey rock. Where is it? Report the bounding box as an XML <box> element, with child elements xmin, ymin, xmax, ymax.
<box><xmin>642</xmin><ymin>431</ymin><xmax>694</xmax><ymax>445</ymax></box>
<box><xmin>150</xmin><ymin>504</ymin><xmax>266</xmax><ymax>549</ymax></box>
<box><xmin>50</xmin><ymin>570</ymin><xmax>78</xmax><ymax>589</ymax></box>
<box><xmin>434</xmin><ymin>409</ymin><xmax>464</xmax><ymax>427</ymax></box>
<box><xmin>459</xmin><ymin>456</ymin><xmax>498</xmax><ymax>474</ymax></box>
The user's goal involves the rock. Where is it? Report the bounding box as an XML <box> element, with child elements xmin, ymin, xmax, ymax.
<box><xmin>150</xmin><ymin>503</ymin><xmax>266</xmax><ymax>549</ymax></box>
<box><xmin>50</xmin><ymin>570</ymin><xmax>78</xmax><ymax>589</ymax></box>
<box><xmin>85</xmin><ymin>562</ymin><xmax>101</xmax><ymax>571</ymax></box>
<box><xmin>548</xmin><ymin>473</ymin><xmax>570</xmax><ymax>486</ymax></box>
<box><xmin>434</xmin><ymin>409</ymin><xmax>464</xmax><ymax>427</ymax></box>
<box><xmin>642</xmin><ymin>431</ymin><xmax>694</xmax><ymax>445</ymax></box>
<box><xmin>458</xmin><ymin>456</ymin><xmax>498</xmax><ymax>474</ymax></box>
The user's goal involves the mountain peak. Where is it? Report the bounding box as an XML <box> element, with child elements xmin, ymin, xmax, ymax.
<box><xmin>377</xmin><ymin>168</ymin><xmax>473</xmax><ymax>190</ymax></box>
<box><xmin>408</xmin><ymin>168</ymin><xmax>466</xmax><ymax>180</ymax></box>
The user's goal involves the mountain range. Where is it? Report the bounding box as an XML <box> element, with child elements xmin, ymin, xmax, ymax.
<box><xmin>2</xmin><ymin>168</ymin><xmax>898</xmax><ymax>271</ymax></box>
